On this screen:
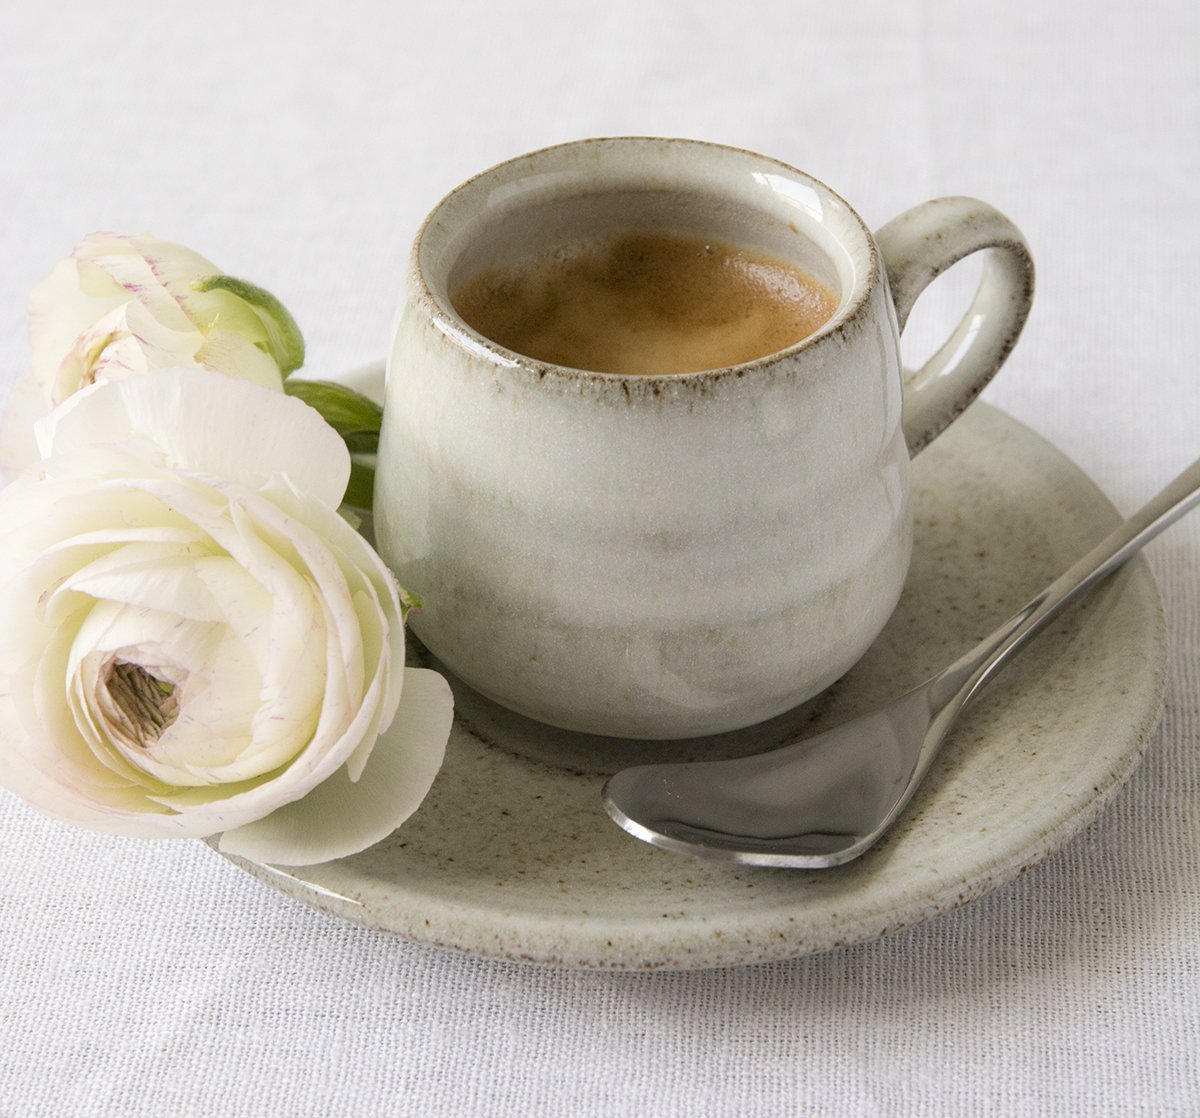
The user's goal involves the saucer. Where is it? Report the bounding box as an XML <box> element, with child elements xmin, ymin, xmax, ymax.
<box><xmin>213</xmin><ymin>403</ymin><xmax>1166</xmax><ymax>970</ymax></box>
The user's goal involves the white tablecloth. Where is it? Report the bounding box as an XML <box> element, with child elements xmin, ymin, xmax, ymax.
<box><xmin>2</xmin><ymin>1</ymin><xmax>1197</xmax><ymax>1114</ymax></box>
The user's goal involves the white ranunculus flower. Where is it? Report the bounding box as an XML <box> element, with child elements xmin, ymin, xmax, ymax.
<box><xmin>0</xmin><ymin>369</ymin><xmax>452</xmax><ymax>865</ymax></box>
<box><xmin>30</xmin><ymin>231</ymin><xmax>302</xmax><ymax>403</ymax></box>
<box><xmin>1</xmin><ymin>232</ymin><xmax>304</xmax><ymax>478</ymax></box>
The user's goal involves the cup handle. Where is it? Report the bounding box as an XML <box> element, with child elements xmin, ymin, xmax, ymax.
<box><xmin>875</xmin><ymin>196</ymin><xmax>1035</xmax><ymax>454</ymax></box>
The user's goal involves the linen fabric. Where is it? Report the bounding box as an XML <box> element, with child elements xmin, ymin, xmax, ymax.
<box><xmin>1</xmin><ymin>1</ymin><xmax>1196</xmax><ymax>1114</ymax></box>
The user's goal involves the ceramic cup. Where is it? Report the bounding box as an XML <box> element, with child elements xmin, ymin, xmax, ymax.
<box><xmin>375</xmin><ymin>138</ymin><xmax>1034</xmax><ymax>739</ymax></box>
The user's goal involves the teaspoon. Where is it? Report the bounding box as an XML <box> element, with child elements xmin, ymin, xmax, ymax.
<box><xmin>602</xmin><ymin>455</ymin><xmax>1200</xmax><ymax>868</ymax></box>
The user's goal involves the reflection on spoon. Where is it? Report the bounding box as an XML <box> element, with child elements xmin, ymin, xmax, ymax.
<box><xmin>603</xmin><ymin>454</ymin><xmax>1200</xmax><ymax>868</ymax></box>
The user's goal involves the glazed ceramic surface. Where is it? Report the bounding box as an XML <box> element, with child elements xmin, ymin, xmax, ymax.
<box><xmin>374</xmin><ymin>138</ymin><xmax>1033</xmax><ymax>738</ymax></box>
<box><xmin>217</xmin><ymin>405</ymin><xmax>1166</xmax><ymax>970</ymax></box>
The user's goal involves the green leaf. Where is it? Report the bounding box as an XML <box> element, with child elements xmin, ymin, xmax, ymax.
<box><xmin>284</xmin><ymin>379</ymin><xmax>383</xmax><ymax>453</ymax></box>
<box><xmin>193</xmin><ymin>274</ymin><xmax>306</xmax><ymax>375</ymax></box>
<box><xmin>343</xmin><ymin>459</ymin><xmax>376</xmax><ymax>511</ymax></box>
<box><xmin>398</xmin><ymin>585</ymin><xmax>424</xmax><ymax>618</ymax></box>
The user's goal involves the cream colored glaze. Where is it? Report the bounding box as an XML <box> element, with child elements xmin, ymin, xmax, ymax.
<box><xmin>376</xmin><ymin>137</ymin><xmax>1033</xmax><ymax>739</ymax></box>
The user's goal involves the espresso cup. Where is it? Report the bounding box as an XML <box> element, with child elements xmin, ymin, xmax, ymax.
<box><xmin>375</xmin><ymin>137</ymin><xmax>1034</xmax><ymax>739</ymax></box>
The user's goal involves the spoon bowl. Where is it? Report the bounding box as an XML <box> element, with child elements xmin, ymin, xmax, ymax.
<box><xmin>604</xmin><ymin>678</ymin><xmax>947</xmax><ymax>867</ymax></box>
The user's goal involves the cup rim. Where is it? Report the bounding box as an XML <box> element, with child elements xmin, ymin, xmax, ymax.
<box><xmin>408</xmin><ymin>136</ymin><xmax>881</xmax><ymax>385</ymax></box>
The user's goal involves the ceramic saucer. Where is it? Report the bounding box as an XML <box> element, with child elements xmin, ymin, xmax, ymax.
<box><xmin>214</xmin><ymin>403</ymin><xmax>1166</xmax><ymax>970</ymax></box>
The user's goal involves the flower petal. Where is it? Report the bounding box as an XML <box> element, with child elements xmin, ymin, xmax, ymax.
<box><xmin>55</xmin><ymin>543</ymin><xmax>223</xmax><ymax>622</ymax></box>
<box><xmin>77</xmin><ymin>234</ymin><xmax>205</xmax><ymax>335</ymax></box>
<box><xmin>194</xmin><ymin>330</ymin><xmax>285</xmax><ymax>391</ymax></box>
<box><xmin>0</xmin><ymin>677</ymin><xmax>177</xmax><ymax>832</ymax></box>
<box><xmin>37</xmin><ymin>369</ymin><xmax>349</xmax><ymax>506</ymax></box>
<box><xmin>191</xmin><ymin>275</ymin><xmax>304</xmax><ymax>376</ymax></box>
<box><xmin>27</xmin><ymin>254</ymin><xmax>125</xmax><ymax>393</ymax></box>
<box><xmin>217</xmin><ymin>667</ymin><xmax>453</xmax><ymax>865</ymax></box>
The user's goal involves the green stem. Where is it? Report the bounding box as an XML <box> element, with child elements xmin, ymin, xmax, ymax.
<box><xmin>284</xmin><ymin>379</ymin><xmax>383</xmax><ymax>454</ymax></box>
<box><xmin>344</xmin><ymin>460</ymin><xmax>376</xmax><ymax>511</ymax></box>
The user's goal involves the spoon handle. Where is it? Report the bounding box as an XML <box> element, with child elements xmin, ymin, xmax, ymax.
<box><xmin>938</xmin><ymin>455</ymin><xmax>1200</xmax><ymax>709</ymax></box>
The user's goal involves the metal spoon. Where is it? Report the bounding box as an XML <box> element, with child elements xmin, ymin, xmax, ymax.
<box><xmin>602</xmin><ymin>455</ymin><xmax>1200</xmax><ymax>868</ymax></box>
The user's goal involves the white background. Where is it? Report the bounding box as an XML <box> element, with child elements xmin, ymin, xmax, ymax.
<box><xmin>1</xmin><ymin>1</ymin><xmax>1197</xmax><ymax>1114</ymax></box>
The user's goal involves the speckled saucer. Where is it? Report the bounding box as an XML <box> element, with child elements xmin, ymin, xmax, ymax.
<box><xmin>214</xmin><ymin>404</ymin><xmax>1166</xmax><ymax>970</ymax></box>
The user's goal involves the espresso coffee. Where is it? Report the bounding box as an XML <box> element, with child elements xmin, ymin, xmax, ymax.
<box><xmin>450</xmin><ymin>232</ymin><xmax>838</xmax><ymax>375</ymax></box>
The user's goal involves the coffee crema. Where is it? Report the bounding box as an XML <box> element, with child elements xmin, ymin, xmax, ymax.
<box><xmin>450</xmin><ymin>232</ymin><xmax>838</xmax><ymax>375</ymax></box>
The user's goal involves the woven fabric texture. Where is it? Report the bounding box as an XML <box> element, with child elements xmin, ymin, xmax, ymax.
<box><xmin>1</xmin><ymin>1</ymin><xmax>1197</xmax><ymax>1114</ymax></box>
